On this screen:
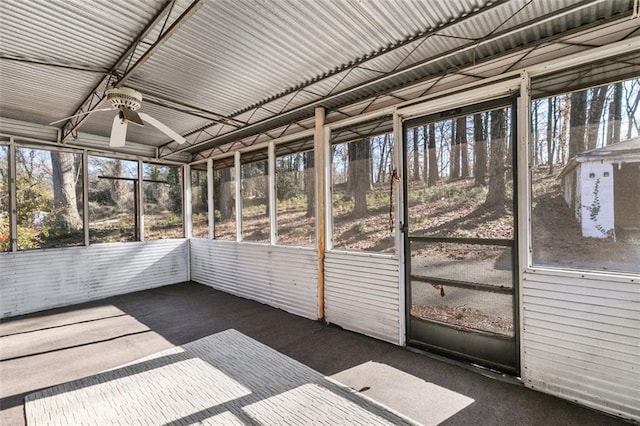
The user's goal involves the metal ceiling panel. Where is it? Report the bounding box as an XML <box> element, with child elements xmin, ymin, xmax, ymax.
<box><xmin>123</xmin><ymin>0</ymin><xmax>487</xmax><ymax>117</ymax></box>
<box><xmin>1</xmin><ymin>0</ymin><xmax>636</xmax><ymax>160</ymax></box>
<box><xmin>1</xmin><ymin>0</ymin><xmax>168</xmax><ymax>68</ymax></box>
<box><xmin>0</xmin><ymin>60</ymin><xmax>102</xmax><ymax>126</ymax></box>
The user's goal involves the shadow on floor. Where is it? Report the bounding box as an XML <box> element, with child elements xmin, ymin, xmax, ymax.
<box><xmin>0</xmin><ymin>282</ymin><xmax>630</xmax><ymax>425</ymax></box>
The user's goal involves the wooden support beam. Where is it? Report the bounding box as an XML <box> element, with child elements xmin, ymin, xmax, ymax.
<box><xmin>314</xmin><ymin>107</ymin><xmax>326</xmax><ymax>321</ymax></box>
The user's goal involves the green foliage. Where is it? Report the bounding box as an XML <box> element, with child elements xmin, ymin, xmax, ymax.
<box><xmin>350</xmin><ymin>221</ymin><xmax>366</xmax><ymax>233</ymax></box>
<box><xmin>0</xmin><ymin>216</ymin><xmax>10</xmax><ymax>251</ymax></box>
<box><xmin>276</xmin><ymin>171</ymin><xmax>300</xmax><ymax>201</ymax></box>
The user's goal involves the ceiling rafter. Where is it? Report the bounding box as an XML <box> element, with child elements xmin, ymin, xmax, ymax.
<box><xmin>59</xmin><ymin>0</ymin><xmax>205</xmax><ymax>143</ymax></box>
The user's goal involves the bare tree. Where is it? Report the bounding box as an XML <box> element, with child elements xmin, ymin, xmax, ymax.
<box><xmin>531</xmin><ymin>101</ymin><xmax>539</xmax><ymax>167</ymax></box>
<box><xmin>624</xmin><ymin>80</ymin><xmax>640</xmax><ymax>139</ymax></box>
<box><xmin>569</xmin><ymin>90</ymin><xmax>587</xmax><ymax>159</ymax></box>
<box><xmin>304</xmin><ymin>151</ymin><xmax>314</xmax><ymax>217</ymax></box>
<box><xmin>607</xmin><ymin>82</ymin><xmax>623</xmax><ymax>145</ymax></box>
<box><xmin>586</xmin><ymin>86</ymin><xmax>608</xmax><ymax>150</ymax></box>
<box><xmin>450</xmin><ymin>119</ymin><xmax>459</xmax><ymax>180</ymax></box>
<box><xmin>219</xmin><ymin>167</ymin><xmax>233</xmax><ymax>220</ymax></box>
<box><xmin>559</xmin><ymin>95</ymin><xmax>569</xmax><ymax>164</ymax></box>
<box><xmin>546</xmin><ymin>97</ymin><xmax>556</xmax><ymax>174</ymax></box>
<box><xmin>348</xmin><ymin>138</ymin><xmax>371</xmax><ymax>216</ymax></box>
<box><xmin>485</xmin><ymin>109</ymin><xmax>506</xmax><ymax>209</ymax></box>
<box><xmin>422</xmin><ymin>125</ymin><xmax>428</xmax><ymax>184</ymax></box>
<box><xmin>473</xmin><ymin>113</ymin><xmax>487</xmax><ymax>186</ymax></box>
<box><xmin>412</xmin><ymin>127</ymin><xmax>420</xmax><ymax>181</ymax></box>
<box><xmin>458</xmin><ymin>117</ymin><xmax>469</xmax><ymax>178</ymax></box>
<box><xmin>427</xmin><ymin>123</ymin><xmax>438</xmax><ymax>186</ymax></box>
<box><xmin>50</xmin><ymin>151</ymin><xmax>82</xmax><ymax>229</ymax></box>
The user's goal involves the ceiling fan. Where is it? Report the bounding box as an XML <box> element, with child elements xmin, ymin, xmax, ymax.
<box><xmin>49</xmin><ymin>87</ymin><xmax>186</xmax><ymax>147</ymax></box>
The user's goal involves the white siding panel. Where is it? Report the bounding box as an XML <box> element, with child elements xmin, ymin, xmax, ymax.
<box><xmin>325</xmin><ymin>251</ymin><xmax>400</xmax><ymax>345</ymax></box>
<box><xmin>189</xmin><ymin>240</ymin><xmax>318</xmax><ymax>320</ymax></box>
<box><xmin>0</xmin><ymin>240</ymin><xmax>189</xmax><ymax>318</ymax></box>
<box><xmin>522</xmin><ymin>269</ymin><xmax>640</xmax><ymax>421</ymax></box>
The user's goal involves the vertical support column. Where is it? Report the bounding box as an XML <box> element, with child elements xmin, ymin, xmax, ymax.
<box><xmin>517</xmin><ymin>70</ymin><xmax>531</xmax><ymax>378</ymax></box>
<box><xmin>314</xmin><ymin>107</ymin><xmax>326</xmax><ymax>321</ymax></box>
<box><xmin>138</xmin><ymin>159</ymin><xmax>144</xmax><ymax>241</ymax></box>
<box><xmin>184</xmin><ymin>164</ymin><xmax>192</xmax><ymax>239</ymax></box>
<box><xmin>8</xmin><ymin>139</ymin><xmax>17</xmax><ymax>252</ymax></box>
<box><xmin>207</xmin><ymin>159</ymin><xmax>214</xmax><ymax>239</ymax></box>
<box><xmin>268</xmin><ymin>142</ymin><xmax>277</xmax><ymax>245</ymax></box>
<box><xmin>83</xmin><ymin>151</ymin><xmax>90</xmax><ymax>246</ymax></box>
<box><xmin>235</xmin><ymin>151</ymin><xmax>242</xmax><ymax>242</ymax></box>
<box><xmin>393</xmin><ymin>111</ymin><xmax>406</xmax><ymax>345</ymax></box>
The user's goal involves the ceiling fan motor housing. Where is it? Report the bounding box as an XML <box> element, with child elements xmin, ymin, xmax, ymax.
<box><xmin>106</xmin><ymin>87</ymin><xmax>142</xmax><ymax>111</ymax></box>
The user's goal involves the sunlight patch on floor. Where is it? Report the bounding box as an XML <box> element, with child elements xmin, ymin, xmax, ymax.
<box><xmin>331</xmin><ymin>361</ymin><xmax>475</xmax><ymax>426</ymax></box>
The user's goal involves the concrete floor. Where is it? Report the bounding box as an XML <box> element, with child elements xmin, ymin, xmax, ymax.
<box><xmin>0</xmin><ymin>282</ymin><xmax>631</xmax><ymax>425</ymax></box>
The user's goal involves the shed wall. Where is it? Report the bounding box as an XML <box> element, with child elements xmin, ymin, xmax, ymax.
<box><xmin>0</xmin><ymin>239</ymin><xmax>188</xmax><ymax>318</ymax></box>
<box><xmin>324</xmin><ymin>251</ymin><xmax>400</xmax><ymax>344</ymax></box>
<box><xmin>189</xmin><ymin>239</ymin><xmax>318</xmax><ymax>320</ymax></box>
<box><xmin>579</xmin><ymin>162</ymin><xmax>615</xmax><ymax>238</ymax></box>
<box><xmin>522</xmin><ymin>269</ymin><xmax>640</xmax><ymax>420</ymax></box>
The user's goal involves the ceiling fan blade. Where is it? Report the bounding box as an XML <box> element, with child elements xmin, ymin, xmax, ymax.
<box><xmin>109</xmin><ymin>115</ymin><xmax>128</xmax><ymax>147</ymax></box>
<box><xmin>139</xmin><ymin>112</ymin><xmax>186</xmax><ymax>144</ymax></box>
<box><xmin>49</xmin><ymin>108</ymin><xmax>113</xmax><ymax>125</ymax></box>
<box><xmin>120</xmin><ymin>106</ymin><xmax>144</xmax><ymax>126</ymax></box>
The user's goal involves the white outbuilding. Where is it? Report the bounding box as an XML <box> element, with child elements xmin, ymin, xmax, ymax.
<box><xmin>560</xmin><ymin>138</ymin><xmax>640</xmax><ymax>238</ymax></box>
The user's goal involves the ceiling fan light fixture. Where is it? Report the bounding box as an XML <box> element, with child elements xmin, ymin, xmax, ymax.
<box><xmin>106</xmin><ymin>87</ymin><xmax>142</xmax><ymax>111</ymax></box>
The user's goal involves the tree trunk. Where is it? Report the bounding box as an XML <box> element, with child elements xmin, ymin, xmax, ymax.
<box><xmin>473</xmin><ymin>113</ymin><xmax>486</xmax><ymax>186</ymax></box>
<box><xmin>422</xmin><ymin>125</ymin><xmax>428</xmax><ymax>185</ymax></box>
<box><xmin>625</xmin><ymin>81</ymin><xmax>640</xmax><ymax>139</ymax></box>
<box><xmin>450</xmin><ymin>120</ymin><xmax>459</xmax><ymax>180</ymax></box>
<box><xmin>569</xmin><ymin>90</ymin><xmax>587</xmax><ymax>159</ymax></box>
<box><xmin>219</xmin><ymin>167</ymin><xmax>233</xmax><ymax>220</ymax></box>
<box><xmin>412</xmin><ymin>127</ymin><xmax>420</xmax><ymax>181</ymax></box>
<box><xmin>532</xmin><ymin>101</ymin><xmax>538</xmax><ymax>167</ymax></box>
<box><xmin>109</xmin><ymin>159</ymin><xmax>131</xmax><ymax>208</ymax></box>
<box><xmin>586</xmin><ymin>86</ymin><xmax>607</xmax><ymax>150</ymax></box>
<box><xmin>262</xmin><ymin>160</ymin><xmax>269</xmax><ymax>217</ymax></box>
<box><xmin>485</xmin><ymin>109</ymin><xmax>506</xmax><ymax>209</ymax></box>
<box><xmin>611</xmin><ymin>82</ymin><xmax>622</xmax><ymax>145</ymax></box>
<box><xmin>428</xmin><ymin>123</ymin><xmax>438</xmax><ymax>185</ymax></box>
<box><xmin>458</xmin><ymin>117</ymin><xmax>469</xmax><ymax>178</ymax></box>
<box><xmin>559</xmin><ymin>96</ymin><xmax>569</xmax><ymax>164</ymax></box>
<box><xmin>304</xmin><ymin>151</ymin><xmax>315</xmax><ymax>217</ymax></box>
<box><xmin>348</xmin><ymin>139</ymin><xmax>370</xmax><ymax>217</ymax></box>
<box><xmin>547</xmin><ymin>97</ymin><xmax>555</xmax><ymax>174</ymax></box>
<box><xmin>51</xmin><ymin>151</ymin><xmax>82</xmax><ymax>229</ymax></box>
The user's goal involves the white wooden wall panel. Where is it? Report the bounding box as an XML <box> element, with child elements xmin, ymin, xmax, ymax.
<box><xmin>0</xmin><ymin>240</ymin><xmax>189</xmax><ymax>318</ymax></box>
<box><xmin>189</xmin><ymin>239</ymin><xmax>318</xmax><ymax>320</ymax></box>
<box><xmin>522</xmin><ymin>269</ymin><xmax>640</xmax><ymax>421</ymax></box>
<box><xmin>324</xmin><ymin>251</ymin><xmax>400</xmax><ymax>345</ymax></box>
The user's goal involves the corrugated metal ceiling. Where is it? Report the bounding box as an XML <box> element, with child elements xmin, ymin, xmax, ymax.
<box><xmin>0</xmin><ymin>0</ymin><xmax>637</xmax><ymax>162</ymax></box>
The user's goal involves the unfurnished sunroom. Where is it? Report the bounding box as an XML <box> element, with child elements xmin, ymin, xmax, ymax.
<box><xmin>1</xmin><ymin>0</ymin><xmax>639</xmax><ymax>423</ymax></box>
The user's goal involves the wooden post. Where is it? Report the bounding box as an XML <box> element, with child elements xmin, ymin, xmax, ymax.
<box><xmin>315</xmin><ymin>107</ymin><xmax>326</xmax><ymax>321</ymax></box>
<box><xmin>207</xmin><ymin>159</ymin><xmax>214</xmax><ymax>239</ymax></box>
